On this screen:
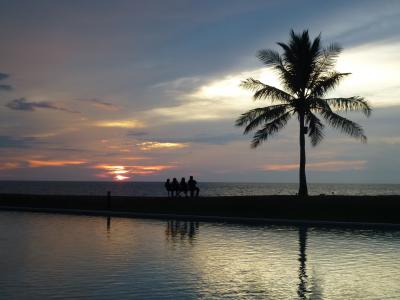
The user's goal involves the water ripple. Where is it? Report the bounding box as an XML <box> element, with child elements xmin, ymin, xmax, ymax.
<box><xmin>1</xmin><ymin>211</ymin><xmax>400</xmax><ymax>299</ymax></box>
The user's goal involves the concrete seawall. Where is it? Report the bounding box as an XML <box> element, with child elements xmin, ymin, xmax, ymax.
<box><xmin>1</xmin><ymin>193</ymin><xmax>400</xmax><ymax>226</ymax></box>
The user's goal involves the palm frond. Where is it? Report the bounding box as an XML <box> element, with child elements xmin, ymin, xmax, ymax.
<box><xmin>236</xmin><ymin>104</ymin><xmax>292</xmax><ymax>134</ymax></box>
<box><xmin>325</xmin><ymin>97</ymin><xmax>371</xmax><ymax>116</ymax></box>
<box><xmin>251</xmin><ymin>111</ymin><xmax>293</xmax><ymax>148</ymax></box>
<box><xmin>305</xmin><ymin>111</ymin><xmax>325</xmax><ymax>146</ymax></box>
<box><xmin>241</xmin><ymin>78</ymin><xmax>293</xmax><ymax>103</ymax></box>
<box><xmin>240</xmin><ymin>78</ymin><xmax>266</xmax><ymax>92</ymax></box>
<box><xmin>257</xmin><ymin>49</ymin><xmax>282</xmax><ymax>66</ymax></box>
<box><xmin>310</xmin><ymin>33</ymin><xmax>321</xmax><ymax>56</ymax></box>
<box><xmin>307</xmin><ymin>43</ymin><xmax>342</xmax><ymax>91</ymax></box>
<box><xmin>256</xmin><ymin>50</ymin><xmax>296</xmax><ymax>93</ymax></box>
<box><xmin>309</xmin><ymin>72</ymin><xmax>350</xmax><ymax>97</ymax></box>
<box><xmin>277</xmin><ymin>41</ymin><xmax>292</xmax><ymax>58</ymax></box>
<box><xmin>320</xmin><ymin>109</ymin><xmax>367</xmax><ymax>142</ymax></box>
<box><xmin>272</xmin><ymin>62</ymin><xmax>297</xmax><ymax>94</ymax></box>
<box><xmin>309</xmin><ymin>97</ymin><xmax>332</xmax><ymax>112</ymax></box>
<box><xmin>318</xmin><ymin>43</ymin><xmax>342</xmax><ymax>69</ymax></box>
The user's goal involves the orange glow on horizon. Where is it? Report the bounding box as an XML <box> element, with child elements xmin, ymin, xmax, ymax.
<box><xmin>137</xmin><ymin>141</ymin><xmax>188</xmax><ymax>151</ymax></box>
<box><xmin>95</xmin><ymin>120</ymin><xmax>144</xmax><ymax>128</ymax></box>
<box><xmin>28</xmin><ymin>160</ymin><xmax>87</xmax><ymax>167</ymax></box>
<box><xmin>263</xmin><ymin>160</ymin><xmax>367</xmax><ymax>171</ymax></box>
<box><xmin>94</xmin><ymin>164</ymin><xmax>175</xmax><ymax>181</ymax></box>
<box><xmin>0</xmin><ymin>162</ymin><xmax>20</xmax><ymax>170</ymax></box>
<box><xmin>95</xmin><ymin>165</ymin><xmax>131</xmax><ymax>181</ymax></box>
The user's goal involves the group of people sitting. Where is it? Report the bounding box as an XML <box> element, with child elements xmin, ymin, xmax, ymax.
<box><xmin>165</xmin><ymin>176</ymin><xmax>200</xmax><ymax>197</ymax></box>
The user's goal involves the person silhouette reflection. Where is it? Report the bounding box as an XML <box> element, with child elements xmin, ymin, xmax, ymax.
<box><xmin>166</xmin><ymin>220</ymin><xmax>199</xmax><ymax>242</ymax></box>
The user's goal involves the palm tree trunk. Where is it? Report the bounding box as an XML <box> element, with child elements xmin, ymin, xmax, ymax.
<box><xmin>298</xmin><ymin>113</ymin><xmax>308</xmax><ymax>196</ymax></box>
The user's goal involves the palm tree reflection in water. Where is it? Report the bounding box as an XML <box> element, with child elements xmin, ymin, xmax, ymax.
<box><xmin>165</xmin><ymin>220</ymin><xmax>199</xmax><ymax>244</ymax></box>
<box><xmin>298</xmin><ymin>226</ymin><xmax>309</xmax><ymax>299</ymax></box>
<box><xmin>298</xmin><ymin>226</ymin><xmax>323</xmax><ymax>300</ymax></box>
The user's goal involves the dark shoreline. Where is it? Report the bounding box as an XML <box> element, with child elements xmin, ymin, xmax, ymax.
<box><xmin>1</xmin><ymin>193</ymin><xmax>400</xmax><ymax>227</ymax></box>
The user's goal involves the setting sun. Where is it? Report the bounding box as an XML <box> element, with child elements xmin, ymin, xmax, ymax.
<box><xmin>114</xmin><ymin>174</ymin><xmax>129</xmax><ymax>181</ymax></box>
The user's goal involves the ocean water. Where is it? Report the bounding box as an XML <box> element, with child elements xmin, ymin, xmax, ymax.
<box><xmin>1</xmin><ymin>211</ymin><xmax>399</xmax><ymax>299</ymax></box>
<box><xmin>0</xmin><ymin>181</ymin><xmax>399</xmax><ymax>196</ymax></box>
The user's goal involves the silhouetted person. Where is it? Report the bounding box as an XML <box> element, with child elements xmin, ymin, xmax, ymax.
<box><xmin>171</xmin><ymin>178</ymin><xmax>180</xmax><ymax>197</ymax></box>
<box><xmin>164</xmin><ymin>178</ymin><xmax>172</xmax><ymax>197</ymax></box>
<box><xmin>188</xmin><ymin>176</ymin><xmax>200</xmax><ymax>197</ymax></box>
<box><xmin>180</xmin><ymin>177</ymin><xmax>188</xmax><ymax>197</ymax></box>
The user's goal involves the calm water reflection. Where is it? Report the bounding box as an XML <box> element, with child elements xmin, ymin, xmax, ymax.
<box><xmin>1</xmin><ymin>211</ymin><xmax>400</xmax><ymax>299</ymax></box>
<box><xmin>165</xmin><ymin>220</ymin><xmax>199</xmax><ymax>243</ymax></box>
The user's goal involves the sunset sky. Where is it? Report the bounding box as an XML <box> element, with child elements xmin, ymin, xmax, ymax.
<box><xmin>1</xmin><ymin>0</ymin><xmax>400</xmax><ymax>183</ymax></box>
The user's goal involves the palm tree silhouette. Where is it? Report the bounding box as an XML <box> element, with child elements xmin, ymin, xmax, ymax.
<box><xmin>236</xmin><ymin>30</ymin><xmax>371</xmax><ymax>196</ymax></box>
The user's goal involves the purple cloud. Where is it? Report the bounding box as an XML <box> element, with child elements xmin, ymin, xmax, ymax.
<box><xmin>0</xmin><ymin>72</ymin><xmax>12</xmax><ymax>91</ymax></box>
<box><xmin>77</xmin><ymin>98</ymin><xmax>120</xmax><ymax>111</ymax></box>
<box><xmin>6</xmin><ymin>98</ymin><xmax>79</xmax><ymax>114</ymax></box>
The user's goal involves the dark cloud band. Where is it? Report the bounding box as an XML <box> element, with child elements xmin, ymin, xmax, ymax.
<box><xmin>6</xmin><ymin>98</ymin><xmax>79</xmax><ymax>114</ymax></box>
<box><xmin>0</xmin><ymin>72</ymin><xmax>12</xmax><ymax>90</ymax></box>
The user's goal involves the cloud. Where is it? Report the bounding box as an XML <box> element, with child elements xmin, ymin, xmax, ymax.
<box><xmin>0</xmin><ymin>162</ymin><xmax>20</xmax><ymax>170</ymax></box>
<box><xmin>130</xmin><ymin>132</ymin><xmax>244</xmax><ymax>145</ymax></box>
<box><xmin>326</xmin><ymin>6</ymin><xmax>400</xmax><ymax>46</ymax></box>
<box><xmin>332</xmin><ymin>41</ymin><xmax>400</xmax><ymax>106</ymax></box>
<box><xmin>6</xmin><ymin>98</ymin><xmax>79</xmax><ymax>113</ymax></box>
<box><xmin>0</xmin><ymin>136</ymin><xmax>86</xmax><ymax>153</ymax></box>
<box><xmin>27</xmin><ymin>127</ymin><xmax>80</xmax><ymax>138</ymax></box>
<box><xmin>77</xmin><ymin>98</ymin><xmax>120</xmax><ymax>111</ymax></box>
<box><xmin>163</xmin><ymin>133</ymin><xmax>244</xmax><ymax>145</ymax></box>
<box><xmin>137</xmin><ymin>141</ymin><xmax>189</xmax><ymax>151</ymax></box>
<box><xmin>28</xmin><ymin>160</ymin><xmax>87</xmax><ymax>167</ymax></box>
<box><xmin>0</xmin><ymin>73</ymin><xmax>9</xmax><ymax>80</ymax></box>
<box><xmin>0</xmin><ymin>135</ymin><xmax>42</xmax><ymax>148</ymax></box>
<box><xmin>0</xmin><ymin>85</ymin><xmax>12</xmax><ymax>91</ymax></box>
<box><xmin>146</xmin><ymin>68</ymin><xmax>279</xmax><ymax>122</ymax></box>
<box><xmin>152</xmin><ymin>77</ymin><xmax>207</xmax><ymax>95</ymax></box>
<box><xmin>263</xmin><ymin>160</ymin><xmax>367</xmax><ymax>172</ymax></box>
<box><xmin>370</xmin><ymin>136</ymin><xmax>400</xmax><ymax>145</ymax></box>
<box><xmin>127</xmin><ymin>130</ymin><xmax>149</xmax><ymax>137</ymax></box>
<box><xmin>0</xmin><ymin>72</ymin><xmax>12</xmax><ymax>90</ymax></box>
<box><xmin>95</xmin><ymin>120</ymin><xmax>144</xmax><ymax>128</ymax></box>
<box><xmin>43</xmin><ymin>147</ymin><xmax>88</xmax><ymax>153</ymax></box>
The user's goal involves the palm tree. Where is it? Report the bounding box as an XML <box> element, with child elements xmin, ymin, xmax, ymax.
<box><xmin>236</xmin><ymin>30</ymin><xmax>371</xmax><ymax>196</ymax></box>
